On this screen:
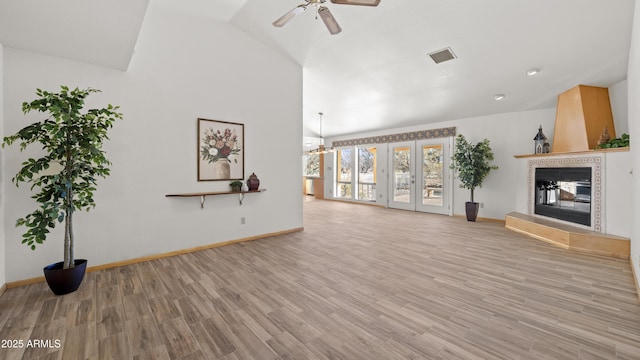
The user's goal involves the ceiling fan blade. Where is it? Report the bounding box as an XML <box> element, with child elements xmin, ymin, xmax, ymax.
<box><xmin>273</xmin><ymin>5</ymin><xmax>307</xmax><ymax>27</ymax></box>
<box><xmin>318</xmin><ymin>6</ymin><xmax>342</xmax><ymax>35</ymax></box>
<box><xmin>330</xmin><ymin>0</ymin><xmax>380</xmax><ymax>6</ymax></box>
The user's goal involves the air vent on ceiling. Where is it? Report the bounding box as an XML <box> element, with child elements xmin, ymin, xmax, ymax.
<box><xmin>428</xmin><ymin>47</ymin><xmax>457</xmax><ymax>64</ymax></box>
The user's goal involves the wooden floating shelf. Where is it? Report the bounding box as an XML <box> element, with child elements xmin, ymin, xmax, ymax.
<box><xmin>166</xmin><ymin>189</ymin><xmax>266</xmax><ymax>208</ymax></box>
<box><xmin>513</xmin><ymin>147</ymin><xmax>629</xmax><ymax>159</ymax></box>
<box><xmin>505</xmin><ymin>212</ymin><xmax>629</xmax><ymax>259</ymax></box>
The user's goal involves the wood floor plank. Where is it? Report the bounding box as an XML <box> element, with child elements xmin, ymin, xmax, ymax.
<box><xmin>158</xmin><ymin>317</ymin><xmax>200</xmax><ymax>359</ymax></box>
<box><xmin>62</xmin><ymin>323</ymin><xmax>97</xmax><ymax>360</ymax></box>
<box><xmin>132</xmin><ymin>345</ymin><xmax>171</xmax><ymax>360</ymax></box>
<box><xmin>98</xmin><ymin>331</ymin><xmax>130</xmax><ymax>360</ymax></box>
<box><xmin>148</xmin><ymin>295</ymin><xmax>181</xmax><ymax>324</ymax></box>
<box><xmin>189</xmin><ymin>318</ymin><xmax>236</xmax><ymax>358</ymax></box>
<box><xmin>265</xmin><ymin>330</ymin><xmax>320</xmax><ymax>360</ymax></box>
<box><xmin>226</xmin><ymin>323</ymin><xmax>278</xmax><ymax>360</ymax></box>
<box><xmin>125</xmin><ymin>315</ymin><xmax>164</xmax><ymax>356</ymax></box>
<box><xmin>1</xmin><ymin>198</ymin><xmax>639</xmax><ymax>359</ymax></box>
<box><xmin>96</xmin><ymin>305</ymin><xmax>125</xmax><ymax>340</ymax></box>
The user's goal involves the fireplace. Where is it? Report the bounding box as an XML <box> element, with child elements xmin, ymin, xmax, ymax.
<box><xmin>509</xmin><ymin>152</ymin><xmax>628</xmax><ymax>259</ymax></box>
<box><xmin>535</xmin><ymin>167</ymin><xmax>591</xmax><ymax>226</ymax></box>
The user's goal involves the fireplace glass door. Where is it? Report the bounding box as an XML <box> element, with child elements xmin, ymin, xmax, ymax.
<box><xmin>535</xmin><ymin>167</ymin><xmax>591</xmax><ymax>226</ymax></box>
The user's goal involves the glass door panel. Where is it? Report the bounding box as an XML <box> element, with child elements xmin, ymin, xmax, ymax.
<box><xmin>416</xmin><ymin>139</ymin><xmax>451</xmax><ymax>215</ymax></box>
<box><xmin>388</xmin><ymin>142</ymin><xmax>415</xmax><ymax>210</ymax></box>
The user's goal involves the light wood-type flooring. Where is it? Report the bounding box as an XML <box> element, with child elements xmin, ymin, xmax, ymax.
<box><xmin>1</xmin><ymin>198</ymin><xmax>639</xmax><ymax>359</ymax></box>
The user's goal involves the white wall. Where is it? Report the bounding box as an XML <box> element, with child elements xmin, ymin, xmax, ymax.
<box><xmin>610</xmin><ymin>79</ymin><xmax>629</xmax><ymax>136</ymax></box>
<box><xmin>628</xmin><ymin>0</ymin><xmax>640</xmax><ymax>289</ymax></box>
<box><xmin>604</xmin><ymin>151</ymin><xmax>633</xmax><ymax>237</ymax></box>
<box><xmin>0</xmin><ymin>43</ymin><xmax>5</xmax><ymax>288</ymax></box>
<box><xmin>326</xmin><ymin>107</ymin><xmax>557</xmax><ymax>219</ymax></box>
<box><xmin>2</xmin><ymin>5</ymin><xmax>302</xmax><ymax>282</ymax></box>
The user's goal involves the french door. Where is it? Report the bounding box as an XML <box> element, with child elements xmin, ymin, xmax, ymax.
<box><xmin>388</xmin><ymin>142</ymin><xmax>415</xmax><ymax>210</ymax></box>
<box><xmin>388</xmin><ymin>139</ymin><xmax>451</xmax><ymax>215</ymax></box>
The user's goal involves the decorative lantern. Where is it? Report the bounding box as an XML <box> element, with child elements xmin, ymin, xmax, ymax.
<box><xmin>533</xmin><ymin>126</ymin><xmax>547</xmax><ymax>154</ymax></box>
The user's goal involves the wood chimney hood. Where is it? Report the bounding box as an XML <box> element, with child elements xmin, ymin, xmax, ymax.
<box><xmin>552</xmin><ymin>85</ymin><xmax>615</xmax><ymax>153</ymax></box>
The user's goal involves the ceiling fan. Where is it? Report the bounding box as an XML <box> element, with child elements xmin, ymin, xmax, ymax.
<box><xmin>273</xmin><ymin>0</ymin><xmax>380</xmax><ymax>35</ymax></box>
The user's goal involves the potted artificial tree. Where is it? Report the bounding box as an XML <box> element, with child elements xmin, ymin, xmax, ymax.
<box><xmin>2</xmin><ymin>86</ymin><xmax>122</xmax><ymax>295</ymax></box>
<box><xmin>450</xmin><ymin>134</ymin><xmax>498</xmax><ymax>222</ymax></box>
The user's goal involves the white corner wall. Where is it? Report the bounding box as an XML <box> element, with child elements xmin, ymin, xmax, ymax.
<box><xmin>2</xmin><ymin>6</ymin><xmax>302</xmax><ymax>282</ymax></box>
<box><xmin>609</xmin><ymin>79</ymin><xmax>629</xmax><ymax>135</ymax></box>
<box><xmin>628</xmin><ymin>0</ymin><xmax>640</xmax><ymax>290</ymax></box>
<box><xmin>0</xmin><ymin>42</ymin><xmax>6</xmax><ymax>288</ymax></box>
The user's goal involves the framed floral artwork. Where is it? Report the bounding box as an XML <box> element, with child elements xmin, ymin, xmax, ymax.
<box><xmin>197</xmin><ymin>118</ymin><xmax>244</xmax><ymax>181</ymax></box>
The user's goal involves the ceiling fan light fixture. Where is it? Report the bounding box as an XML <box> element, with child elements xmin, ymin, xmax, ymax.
<box><xmin>330</xmin><ymin>0</ymin><xmax>381</xmax><ymax>6</ymax></box>
<box><xmin>318</xmin><ymin>6</ymin><xmax>342</xmax><ymax>35</ymax></box>
<box><xmin>273</xmin><ymin>0</ymin><xmax>378</xmax><ymax>33</ymax></box>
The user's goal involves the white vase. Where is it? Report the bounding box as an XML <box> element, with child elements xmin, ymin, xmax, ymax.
<box><xmin>213</xmin><ymin>160</ymin><xmax>230</xmax><ymax>179</ymax></box>
<box><xmin>241</xmin><ymin>183</ymin><xmax>249</xmax><ymax>192</ymax></box>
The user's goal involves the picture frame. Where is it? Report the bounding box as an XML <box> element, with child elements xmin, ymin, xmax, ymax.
<box><xmin>197</xmin><ymin>118</ymin><xmax>244</xmax><ymax>181</ymax></box>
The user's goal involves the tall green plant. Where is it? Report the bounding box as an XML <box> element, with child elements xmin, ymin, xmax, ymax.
<box><xmin>2</xmin><ymin>86</ymin><xmax>122</xmax><ymax>269</ymax></box>
<box><xmin>450</xmin><ymin>134</ymin><xmax>498</xmax><ymax>203</ymax></box>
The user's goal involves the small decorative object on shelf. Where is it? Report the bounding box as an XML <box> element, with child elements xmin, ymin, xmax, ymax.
<box><xmin>247</xmin><ymin>172</ymin><xmax>260</xmax><ymax>191</ymax></box>
<box><xmin>241</xmin><ymin>182</ymin><xmax>249</xmax><ymax>192</ymax></box>
<box><xmin>533</xmin><ymin>126</ymin><xmax>548</xmax><ymax>154</ymax></box>
<box><xmin>597</xmin><ymin>126</ymin><xmax>611</xmax><ymax>147</ymax></box>
<box><xmin>596</xmin><ymin>133</ymin><xmax>630</xmax><ymax>149</ymax></box>
<box><xmin>229</xmin><ymin>180</ymin><xmax>243</xmax><ymax>192</ymax></box>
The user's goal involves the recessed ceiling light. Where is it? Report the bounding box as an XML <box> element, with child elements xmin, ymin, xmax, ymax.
<box><xmin>526</xmin><ymin>68</ymin><xmax>541</xmax><ymax>76</ymax></box>
<box><xmin>494</xmin><ymin>94</ymin><xmax>506</xmax><ymax>101</ymax></box>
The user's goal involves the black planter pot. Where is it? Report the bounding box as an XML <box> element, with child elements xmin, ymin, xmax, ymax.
<box><xmin>43</xmin><ymin>259</ymin><xmax>87</xmax><ymax>295</ymax></box>
<box><xmin>465</xmin><ymin>202</ymin><xmax>480</xmax><ymax>222</ymax></box>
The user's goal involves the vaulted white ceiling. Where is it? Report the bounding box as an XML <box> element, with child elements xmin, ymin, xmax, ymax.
<box><xmin>0</xmin><ymin>0</ymin><xmax>150</xmax><ymax>70</ymax></box>
<box><xmin>0</xmin><ymin>0</ymin><xmax>635</xmax><ymax>139</ymax></box>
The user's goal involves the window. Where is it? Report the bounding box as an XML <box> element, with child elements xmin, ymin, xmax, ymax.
<box><xmin>357</xmin><ymin>147</ymin><xmax>376</xmax><ymax>201</ymax></box>
<box><xmin>334</xmin><ymin>146</ymin><xmax>377</xmax><ymax>202</ymax></box>
<box><xmin>336</xmin><ymin>148</ymin><xmax>352</xmax><ymax>198</ymax></box>
<box><xmin>303</xmin><ymin>153</ymin><xmax>320</xmax><ymax>177</ymax></box>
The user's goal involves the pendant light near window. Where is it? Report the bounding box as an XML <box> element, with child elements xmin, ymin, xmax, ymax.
<box><xmin>310</xmin><ymin>112</ymin><xmax>334</xmax><ymax>154</ymax></box>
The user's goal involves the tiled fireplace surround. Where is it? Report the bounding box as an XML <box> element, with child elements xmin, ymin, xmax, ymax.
<box><xmin>526</xmin><ymin>153</ymin><xmax>604</xmax><ymax>233</ymax></box>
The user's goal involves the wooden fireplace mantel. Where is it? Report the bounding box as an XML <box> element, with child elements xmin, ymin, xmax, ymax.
<box><xmin>513</xmin><ymin>147</ymin><xmax>628</xmax><ymax>159</ymax></box>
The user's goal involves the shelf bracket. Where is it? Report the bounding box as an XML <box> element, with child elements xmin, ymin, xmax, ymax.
<box><xmin>239</xmin><ymin>193</ymin><xmax>245</xmax><ymax>205</ymax></box>
<box><xmin>200</xmin><ymin>195</ymin><xmax>206</xmax><ymax>209</ymax></box>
